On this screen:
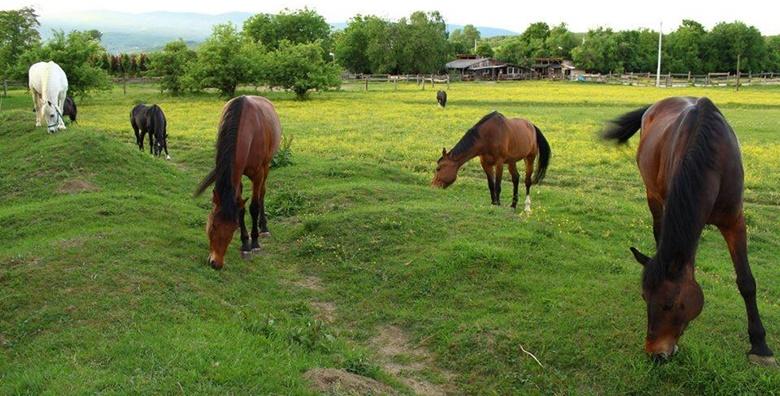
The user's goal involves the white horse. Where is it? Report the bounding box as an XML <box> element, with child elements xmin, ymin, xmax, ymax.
<box><xmin>29</xmin><ymin>61</ymin><xmax>69</xmax><ymax>133</ymax></box>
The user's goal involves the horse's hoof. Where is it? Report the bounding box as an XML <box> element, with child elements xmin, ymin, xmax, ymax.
<box><xmin>259</xmin><ymin>231</ymin><xmax>271</xmax><ymax>238</ymax></box>
<box><xmin>240</xmin><ymin>250</ymin><xmax>253</xmax><ymax>260</ymax></box>
<box><xmin>252</xmin><ymin>247</ymin><xmax>262</xmax><ymax>254</ymax></box>
<box><xmin>166</xmin><ymin>155</ymin><xmax>171</xmax><ymax>160</ymax></box>
<box><xmin>749</xmin><ymin>354</ymin><xmax>777</xmax><ymax>366</ymax></box>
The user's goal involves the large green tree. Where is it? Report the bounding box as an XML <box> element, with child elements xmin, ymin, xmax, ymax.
<box><xmin>396</xmin><ymin>11</ymin><xmax>449</xmax><ymax>74</ymax></box>
<box><xmin>571</xmin><ymin>27</ymin><xmax>620</xmax><ymax>73</ymax></box>
<box><xmin>704</xmin><ymin>21</ymin><xmax>767</xmax><ymax>72</ymax></box>
<box><xmin>185</xmin><ymin>23</ymin><xmax>262</xmax><ymax>97</ymax></box>
<box><xmin>148</xmin><ymin>40</ymin><xmax>196</xmax><ymax>95</ymax></box>
<box><xmin>665</xmin><ymin>20</ymin><xmax>707</xmax><ymax>74</ymax></box>
<box><xmin>243</xmin><ymin>8</ymin><xmax>331</xmax><ymax>52</ymax></box>
<box><xmin>264</xmin><ymin>40</ymin><xmax>340</xmax><ymax>99</ymax></box>
<box><xmin>0</xmin><ymin>7</ymin><xmax>41</xmax><ymax>80</ymax></box>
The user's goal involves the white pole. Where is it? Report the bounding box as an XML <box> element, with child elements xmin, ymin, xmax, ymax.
<box><xmin>656</xmin><ymin>22</ymin><xmax>663</xmax><ymax>87</ymax></box>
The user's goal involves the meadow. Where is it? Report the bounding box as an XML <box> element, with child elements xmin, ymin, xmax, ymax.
<box><xmin>1</xmin><ymin>81</ymin><xmax>780</xmax><ymax>394</ymax></box>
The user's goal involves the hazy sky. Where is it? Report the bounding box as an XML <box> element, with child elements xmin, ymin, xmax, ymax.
<box><xmin>7</xmin><ymin>0</ymin><xmax>780</xmax><ymax>34</ymax></box>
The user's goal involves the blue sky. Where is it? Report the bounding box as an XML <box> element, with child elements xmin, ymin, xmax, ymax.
<box><xmin>7</xmin><ymin>0</ymin><xmax>780</xmax><ymax>34</ymax></box>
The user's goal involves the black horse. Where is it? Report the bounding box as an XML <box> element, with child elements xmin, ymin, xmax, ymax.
<box><xmin>131</xmin><ymin>104</ymin><xmax>169</xmax><ymax>159</ymax></box>
<box><xmin>437</xmin><ymin>90</ymin><xmax>447</xmax><ymax>108</ymax></box>
<box><xmin>63</xmin><ymin>96</ymin><xmax>77</xmax><ymax>123</ymax></box>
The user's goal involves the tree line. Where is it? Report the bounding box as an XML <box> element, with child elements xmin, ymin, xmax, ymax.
<box><xmin>337</xmin><ymin>18</ymin><xmax>780</xmax><ymax>75</ymax></box>
<box><xmin>3</xmin><ymin>6</ymin><xmax>780</xmax><ymax>98</ymax></box>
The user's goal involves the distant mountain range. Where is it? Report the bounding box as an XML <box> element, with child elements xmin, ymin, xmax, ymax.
<box><xmin>39</xmin><ymin>10</ymin><xmax>518</xmax><ymax>53</ymax></box>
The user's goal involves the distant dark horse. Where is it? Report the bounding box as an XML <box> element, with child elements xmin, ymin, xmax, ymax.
<box><xmin>433</xmin><ymin>111</ymin><xmax>551</xmax><ymax>212</ymax></box>
<box><xmin>437</xmin><ymin>90</ymin><xmax>447</xmax><ymax>108</ymax></box>
<box><xmin>130</xmin><ymin>104</ymin><xmax>170</xmax><ymax>159</ymax></box>
<box><xmin>194</xmin><ymin>96</ymin><xmax>281</xmax><ymax>270</ymax></box>
<box><xmin>602</xmin><ymin>97</ymin><xmax>774</xmax><ymax>365</ymax></box>
<box><xmin>62</xmin><ymin>96</ymin><xmax>77</xmax><ymax>123</ymax></box>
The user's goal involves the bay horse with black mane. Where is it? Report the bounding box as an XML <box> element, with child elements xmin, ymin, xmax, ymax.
<box><xmin>131</xmin><ymin>104</ymin><xmax>170</xmax><ymax>159</ymax></box>
<box><xmin>195</xmin><ymin>96</ymin><xmax>281</xmax><ymax>270</ymax></box>
<box><xmin>602</xmin><ymin>96</ymin><xmax>774</xmax><ymax>365</ymax></box>
<box><xmin>432</xmin><ymin>111</ymin><xmax>551</xmax><ymax>212</ymax></box>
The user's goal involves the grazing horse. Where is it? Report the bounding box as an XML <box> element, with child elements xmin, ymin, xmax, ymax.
<box><xmin>28</xmin><ymin>61</ymin><xmax>68</xmax><ymax>133</ymax></box>
<box><xmin>432</xmin><ymin>111</ymin><xmax>551</xmax><ymax>212</ymax></box>
<box><xmin>131</xmin><ymin>104</ymin><xmax>170</xmax><ymax>159</ymax></box>
<box><xmin>63</xmin><ymin>96</ymin><xmax>77</xmax><ymax>123</ymax></box>
<box><xmin>437</xmin><ymin>90</ymin><xmax>447</xmax><ymax>108</ymax></box>
<box><xmin>602</xmin><ymin>97</ymin><xmax>774</xmax><ymax>365</ymax></box>
<box><xmin>194</xmin><ymin>96</ymin><xmax>281</xmax><ymax>270</ymax></box>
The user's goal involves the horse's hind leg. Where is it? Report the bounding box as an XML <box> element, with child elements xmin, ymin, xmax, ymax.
<box><xmin>480</xmin><ymin>157</ymin><xmax>497</xmax><ymax>205</ymax></box>
<box><xmin>719</xmin><ymin>212</ymin><xmax>775</xmax><ymax>365</ymax></box>
<box><xmin>148</xmin><ymin>131</ymin><xmax>155</xmax><ymax>155</ymax></box>
<box><xmin>523</xmin><ymin>157</ymin><xmax>533</xmax><ymax>212</ymax></box>
<box><xmin>508</xmin><ymin>162</ymin><xmax>520</xmax><ymax>209</ymax></box>
<box><xmin>237</xmin><ymin>184</ymin><xmax>252</xmax><ymax>258</ymax></box>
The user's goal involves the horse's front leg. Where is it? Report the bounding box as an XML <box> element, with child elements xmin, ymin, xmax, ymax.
<box><xmin>57</xmin><ymin>92</ymin><xmax>67</xmax><ymax>130</ymax></box>
<box><xmin>238</xmin><ymin>185</ymin><xmax>252</xmax><ymax>259</ymax></box>
<box><xmin>719</xmin><ymin>213</ymin><xmax>775</xmax><ymax>365</ymax></box>
<box><xmin>31</xmin><ymin>91</ymin><xmax>41</xmax><ymax>127</ymax></box>
<box><xmin>480</xmin><ymin>157</ymin><xmax>497</xmax><ymax>205</ymax></box>
<box><xmin>494</xmin><ymin>160</ymin><xmax>505</xmax><ymax>206</ymax></box>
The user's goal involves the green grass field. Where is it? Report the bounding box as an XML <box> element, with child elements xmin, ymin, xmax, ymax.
<box><xmin>2</xmin><ymin>81</ymin><xmax>780</xmax><ymax>394</ymax></box>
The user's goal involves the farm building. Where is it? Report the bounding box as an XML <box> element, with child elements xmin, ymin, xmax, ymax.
<box><xmin>446</xmin><ymin>55</ymin><xmax>525</xmax><ymax>81</ymax></box>
<box><xmin>531</xmin><ymin>58</ymin><xmax>577</xmax><ymax>80</ymax></box>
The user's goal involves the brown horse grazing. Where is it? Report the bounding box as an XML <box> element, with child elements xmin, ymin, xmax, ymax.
<box><xmin>194</xmin><ymin>96</ymin><xmax>281</xmax><ymax>270</ymax></box>
<box><xmin>432</xmin><ymin>111</ymin><xmax>551</xmax><ymax>212</ymax></box>
<box><xmin>602</xmin><ymin>96</ymin><xmax>774</xmax><ymax>365</ymax></box>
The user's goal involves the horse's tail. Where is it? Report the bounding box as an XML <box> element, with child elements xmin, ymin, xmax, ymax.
<box><xmin>601</xmin><ymin>105</ymin><xmax>651</xmax><ymax>143</ymax></box>
<box><xmin>194</xmin><ymin>168</ymin><xmax>217</xmax><ymax>197</ymax></box>
<box><xmin>532</xmin><ymin>125</ymin><xmax>551</xmax><ymax>184</ymax></box>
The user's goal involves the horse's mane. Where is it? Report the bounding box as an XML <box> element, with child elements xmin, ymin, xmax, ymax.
<box><xmin>449</xmin><ymin>111</ymin><xmax>503</xmax><ymax>157</ymax></box>
<box><xmin>194</xmin><ymin>96</ymin><xmax>246</xmax><ymax>222</ymax></box>
<box><xmin>643</xmin><ymin>97</ymin><xmax>726</xmax><ymax>289</ymax></box>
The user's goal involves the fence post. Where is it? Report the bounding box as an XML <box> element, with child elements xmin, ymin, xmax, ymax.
<box><xmin>447</xmin><ymin>75</ymin><xmax>450</xmax><ymax>90</ymax></box>
<box><xmin>394</xmin><ymin>76</ymin><xmax>397</xmax><ymax>91</ymax></box>
<box><xmin>687</xmin><ymin>71</ymin><xmax>691</xmax><ymax>85</ymax></box>
<box><xmin>364</xmin><ymin>77</ymin><xmax>368</xmax><ymax>91</ymax></box>
<box><xmin>2</xmin><ymin>80</ymin><xmax>6</xmax><ymax>97</ymax></box>
<box><xmin>431</xmin><ymin>73</ymin><xmax>435</xmax><ymax>88</ymax></box>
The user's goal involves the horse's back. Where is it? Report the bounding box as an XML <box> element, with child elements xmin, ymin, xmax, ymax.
<box><xmin>638</xmin><ymin>97</ymin><xmax>741</xmax><ymax>208</ymax></box>
<box><xmin>243</xmin><ymin>96</ymin><xmax>282</xmax><ymax>157</ymax></box>
<box><xmin>28</xmin><ymin>61</ymin><xmax>68</xmax><ymax>94</ymax></box>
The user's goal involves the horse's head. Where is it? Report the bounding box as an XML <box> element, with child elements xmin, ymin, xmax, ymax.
<box><xmin>205</xmin><ymin>191</ymin><xmax>240</xmax><ymax>270</ymax></box>
<box><xmin>432</xmin><ymin>148</ymin><xmax>459</xmax><ymax>188</ymax></box>
<box><xmin>44</xmin><ymin>100</ymin><xmax>62</xmax><ymax>133</ymax></box>
<box><xmin>631</xmin><ymin>247</ymin><xmax>704</xmax><ymax>362</ymax></box>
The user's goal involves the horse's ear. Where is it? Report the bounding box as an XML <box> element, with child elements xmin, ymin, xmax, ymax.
<box><xmin>441</xmin><ymin>147</ymin><xmax>448</xmax><ymax>158</ymax></box>
<box><xmin>630</xmin><ymin>247</ymin><xmax>650</xmax><ymax>266</ymax></box>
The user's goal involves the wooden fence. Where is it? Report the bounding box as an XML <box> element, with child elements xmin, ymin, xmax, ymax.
<box><xmin>342</xmin><ymin>74</ymin><xmax>450</xmax><ymax>90</ymax></box>
<box><xmin>573</xmin><ymin>71</ymin><xmax>780</xmax><ymax>87</ymax></box>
